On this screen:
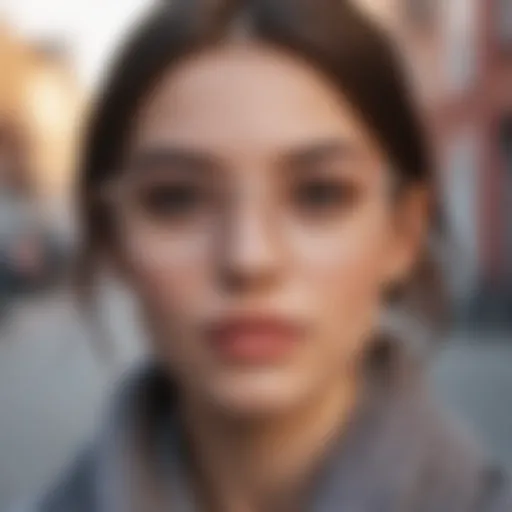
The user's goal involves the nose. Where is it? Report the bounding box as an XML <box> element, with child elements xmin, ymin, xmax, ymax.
<box><xmin>218</xmin><ymin>191</ymin><xmax>283</xmax><ymax>293</ymax></box>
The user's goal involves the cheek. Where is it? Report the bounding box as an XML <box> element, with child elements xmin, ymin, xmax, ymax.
<box><xmin>121</xmin><ymin>230</ymin><xmax>212</xmax><ymax>326</ymax></box>
<box><xmin>294</xmin><ymin>215</ymin><xmax>390</xmax><ymax>292</ymax></box>
<box><xmin>290</xmin><ymin>209</ymin><xmax>392</xmax><ymax>346</ymax></box>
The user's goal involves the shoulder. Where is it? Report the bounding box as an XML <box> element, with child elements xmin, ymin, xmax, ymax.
<box><xmin>416</xmin><ymin>402</ymin><xmax>512</xmax><ymax>512</ymax></box>
<box><xmin>477</xmin><ymin>466</ymin><xmax>512</xmax><ymax>512</ymax></box>
<box><xmin>21</xmin><ymin>363</ymin><xmax>167</xmax><ymax>512</ymax></box>
<box><xmin>27</xmin><ymin>447</ymin><xmax>100</xmax><ymax>512</ymax></box>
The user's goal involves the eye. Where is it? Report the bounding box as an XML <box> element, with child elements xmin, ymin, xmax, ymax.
<box><xmin>137</xmin><ymin>182</ymin><xmax>207</xmax><ymax>221</ymax></box>
<box><xmin>293</xmin><ymin>178</ymin><xmax>359</xmax><ymax>216</ymax></box>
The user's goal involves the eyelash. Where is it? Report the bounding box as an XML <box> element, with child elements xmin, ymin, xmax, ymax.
<box><xmin>132</xmin><ymin>177</ymin><xmax>359</xmax><ymax>224</ymax></box>
<box><xmin>138</xmin><ymin>182</ymin><xmax>209</xmax><ymax>220</ymax></box>
<box><xmin>293</xmin><ymin>178</ymin><xmax>359</xmax><ymax>216</ymax></box>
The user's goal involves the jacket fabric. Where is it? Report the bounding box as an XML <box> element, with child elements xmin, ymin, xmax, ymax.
<box><xmin>30</xmin><ymin>337</ymin><xmax>512</xmax><ymax>512</ymax></box>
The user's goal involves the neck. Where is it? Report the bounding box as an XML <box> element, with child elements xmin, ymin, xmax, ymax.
<box><xmin>181</xmin><ymin>373</ymin><xmax>360</xmax><ymax>512</ymax></box>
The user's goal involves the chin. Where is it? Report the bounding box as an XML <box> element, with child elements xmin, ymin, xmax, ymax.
<box><xmin>205</xmin><ymin>367</ymin><xmax>312</xmax><ymax>418</ymax></box>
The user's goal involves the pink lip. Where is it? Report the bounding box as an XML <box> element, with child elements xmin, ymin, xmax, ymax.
<box><xmin>206</xmin><ymin>315</ymin><xmax>303</xmax><ymax>364</ymax></box>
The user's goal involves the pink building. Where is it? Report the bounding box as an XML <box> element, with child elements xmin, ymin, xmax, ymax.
<box><xmin>370</xmin><ymin>0</ymin><xmax>512</xmax><ymax>320</ymax></box>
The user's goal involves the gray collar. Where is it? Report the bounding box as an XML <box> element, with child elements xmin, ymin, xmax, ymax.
<box><xmin>95</xmin><ymin>342</ymin><xmax>490</xmax><ymax>512</ymax></box>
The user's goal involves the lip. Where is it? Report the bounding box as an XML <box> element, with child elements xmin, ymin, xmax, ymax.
<box><xmin>205</xmin><ymin>314</ymin><xmax>304</xmax><ymax>364</ymax></box>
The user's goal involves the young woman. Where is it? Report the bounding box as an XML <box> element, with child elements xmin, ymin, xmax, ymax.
<box><xmin>34</xmin><ymin>1</ymin><xmax>511</xmax><ymax>511</ymax></box>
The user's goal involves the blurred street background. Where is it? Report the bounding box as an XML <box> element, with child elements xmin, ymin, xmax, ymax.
<box><xmin>0</xmin><ymin>0</ymin><xmax>511</xmax><ymax>508</ymax></box>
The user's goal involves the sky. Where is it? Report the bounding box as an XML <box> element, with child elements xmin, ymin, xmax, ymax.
<box><xmin>1</xmin><ymin>0</ymin><xmax>153</xmax><ymax>87</ymax></box>
<box><xmin>0</xmin><ymin>0</ymin><xmax>475</xmax><ymax>93</ymax></box>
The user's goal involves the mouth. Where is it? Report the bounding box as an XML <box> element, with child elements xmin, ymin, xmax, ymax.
<box><xmin>205</xmin><ymin>314</ymin><xmax>304</xmax><ymax>365</ymax></box>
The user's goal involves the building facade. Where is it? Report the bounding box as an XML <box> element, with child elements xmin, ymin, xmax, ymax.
<box><xmin>432</xmin><ymin>0</ymin><xmax>512</xmax><ymax>321</ymax></box>
<box><xmin>360</xmin><ymin>0</ymin><xmax>512</xmax><ymax>323</ymax></box>
<box><xmin>0</xmin><ymin>21</ymin><xmax>84</xmax><ymax>233</ymax></box>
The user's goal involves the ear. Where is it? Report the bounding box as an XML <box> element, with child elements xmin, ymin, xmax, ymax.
<box><xmin>385</xmin><ymin>184</ymin><xmax>431</xmax><ymax>287</ymax></box>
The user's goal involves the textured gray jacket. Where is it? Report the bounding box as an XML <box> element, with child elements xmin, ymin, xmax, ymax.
<box><xmin>28</xmin><ymin>339</ymin><xmax>512</xmax><ymax>512</ymax></box>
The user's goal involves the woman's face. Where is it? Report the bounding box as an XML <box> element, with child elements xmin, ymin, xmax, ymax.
<box><xmin>114</xmin><ymin>43</ymin><xmax>424</xmax><ymax>416</ymax></box>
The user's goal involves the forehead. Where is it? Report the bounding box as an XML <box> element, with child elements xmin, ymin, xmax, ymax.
<box><xmin>133</xmin><ymin>43</ymin><xmax>381</xmax><ymax>160</ymax></box>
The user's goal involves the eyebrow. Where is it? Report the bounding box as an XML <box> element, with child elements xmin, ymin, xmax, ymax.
<box><xmin>125</xmin><ymin>139</ymin><xmax>357</xmax><ymax>176</ymax></box>
<box><xmin>126</xmin><ymin>146</ymin><xmax>218</xmax><ymax>175</ymax></box>
<box><xmin>282</xmin><ymin>139</ymin><xmax>357</xmax><ymax>170</ymax></box>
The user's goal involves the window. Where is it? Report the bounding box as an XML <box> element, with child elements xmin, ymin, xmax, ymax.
<box><xmin>442</xmin><ymin>130</ymin><xmax>481</xmax><ymax>300</ymax></box>
<box><xmin>499</xmin><ymin>118</ymin><xmax>512</xmax><ymax>280</ymax></box>
<box><xmin>404</xmin><ymin>0</ymin><xmax>437</xmax><ymax>26</ymax></box>
<box><xmin>444</xmin><ymin>0</ymin><xmax>477</xmax><ymax>92</ymax></box>
<box><xmin>496</xmin><ymin>0</ymin><xmax>512</xmax><ymax>47</ymax></box>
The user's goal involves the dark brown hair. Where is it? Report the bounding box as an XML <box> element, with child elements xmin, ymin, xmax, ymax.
<box><xmin>79</xmin><ymin>0</ymin><xmax>447</xmax><ymax>336</ymax></box>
